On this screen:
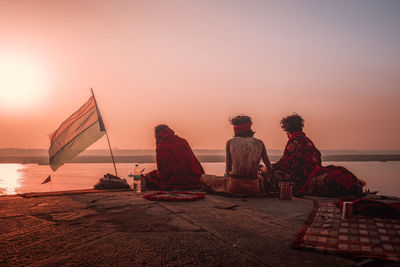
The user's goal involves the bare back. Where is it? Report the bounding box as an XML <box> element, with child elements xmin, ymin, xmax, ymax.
<box><xmin>226</xmin><ymin>137</ymin><xmax>269</xmax><ymax>179</ymax></box>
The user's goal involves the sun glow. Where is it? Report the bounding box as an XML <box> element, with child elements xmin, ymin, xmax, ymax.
<box><xmin>0</xmin><ymin>53</ymin><xmax>49</xmax><ymax>112</ymax></box>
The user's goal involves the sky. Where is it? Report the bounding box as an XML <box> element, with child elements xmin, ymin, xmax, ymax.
<box><xmin>0</xmin><ymin>0</ymin><xmax>399</xmax><ymax>151</ymax></box>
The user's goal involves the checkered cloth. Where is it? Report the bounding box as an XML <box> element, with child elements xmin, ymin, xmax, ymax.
<box><xmin>292</xmin><ymin>201</ymin><xmax>400</xmax><ymax>262</ymax></box>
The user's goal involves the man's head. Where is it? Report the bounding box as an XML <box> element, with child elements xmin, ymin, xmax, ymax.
<box><xmin>229</xmin><ymin>115</ymin><xmax>255</xmax><ymax>137</ymax></box>
<box><xmin>280</xmin><ymin>113</ymin><xmax>304</xmax><ymax>134</ymax></box>
<box><xmin>154</xmin><ymin>124</ymin><xmax>169</xmax><ymax>137</ymax></box>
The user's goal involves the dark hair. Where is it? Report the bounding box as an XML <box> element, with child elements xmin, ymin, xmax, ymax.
<box><xmin>280</xmin><ymin>113</ymin><xmax>304</xmax><ymax>133</ymax></box>
<box><xmin>229</xmin><ymin>115</ymin><xmax>255</xmax><ymax>137</ymax></box>
<box><xmin>154</xmin><ymin>124</ymin><xmax>168</xmax><ymax>135</ymax></box>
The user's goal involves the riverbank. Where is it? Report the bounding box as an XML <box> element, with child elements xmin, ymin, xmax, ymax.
<box><xmin>1</xmin><ymin>189</ymin><xmax>397</xmax><ymax>266</ymax></box>
<box><xmin>1</xmin><ymin>154</ymin><xmax>400</xmax><ymax>165</ymax></box>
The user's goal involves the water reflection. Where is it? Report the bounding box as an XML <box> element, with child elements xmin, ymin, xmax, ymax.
<box><xmin>0</xmin><ymin>164</ymin><xmax>25</xmax><ymax>195</ymax></box>
<box><xmin>0</xmin><ymin>162</ymin><xmax>399</xmax><ymax>197</ymax></box>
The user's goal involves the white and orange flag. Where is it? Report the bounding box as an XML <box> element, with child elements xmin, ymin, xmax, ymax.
<box><xmin>48</xmin><ymin>96</ymin><xmax>105</xmax><ymax>171</ymax></box>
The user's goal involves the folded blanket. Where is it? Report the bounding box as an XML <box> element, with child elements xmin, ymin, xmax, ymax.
<box><xmin>336</xmin><ymin>196</ymin><xmax>400</xmax><ymax>218</ymax></box>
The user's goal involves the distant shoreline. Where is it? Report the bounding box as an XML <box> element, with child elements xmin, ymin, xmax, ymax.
<box><xmin>1</xmin><ymin>154</ymin><xmax>400</xmax><ymax>165</ymax></box>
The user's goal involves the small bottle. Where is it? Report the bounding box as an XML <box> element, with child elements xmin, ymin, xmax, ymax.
<box><xmin>133</xmin><ymin>164</ymin><xmax>141</xmax><ymax>193</ymax></box>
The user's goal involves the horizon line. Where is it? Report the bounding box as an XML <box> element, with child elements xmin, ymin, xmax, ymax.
<box><xmin>2</xmin><ymin>147</ymin><xmax>400</xmax><ymax>152</ymax></box>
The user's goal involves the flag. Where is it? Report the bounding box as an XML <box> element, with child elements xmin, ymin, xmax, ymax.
<box><xmin>49</xmin><ymin>96</ymin><xmax>105</xmax><ymax>171</ymax></box>
<box><xmin>41</xmin><ymin>175</ymin><xmax>51</xmax><ymax>184</ymax></box>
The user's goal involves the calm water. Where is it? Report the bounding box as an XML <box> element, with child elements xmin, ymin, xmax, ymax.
<box><xmin>0</xmin><ymin>162</ymin><xmax>399</xmax><ymax>197</ymax></box>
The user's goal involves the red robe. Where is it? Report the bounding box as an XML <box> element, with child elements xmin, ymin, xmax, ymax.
<box><xmin>299</xmin><ymin>165</ymin><xmax>364</xmax><ymax>197</ymax></box>
<box><xmin>145</xmin><ymin>127</ymin><xmax>204</xmax><ymax>190</ymax></box>
<box><xmin>273</xmin><ymin>131</ymin><xmax>321</xmax><ymax>192</ymax></box>
<box><xmin>274</xmin><ymin>131</ymin><xmax>364</xmax><ymax>197</ymax></box>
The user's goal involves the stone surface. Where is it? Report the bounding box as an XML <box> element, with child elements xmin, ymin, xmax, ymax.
<box><xmin>0</xmin><ymin>191</ymin><xmax>371</xmax><ymax>266</ymax></box>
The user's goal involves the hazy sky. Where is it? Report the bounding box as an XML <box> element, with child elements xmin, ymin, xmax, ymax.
<box><xmin>0</xmin><ymin>0</ymin><xmax>399</xmax><ymax>150</ymax></box>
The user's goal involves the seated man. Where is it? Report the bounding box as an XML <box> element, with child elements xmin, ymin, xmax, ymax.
<box><xmin>201</xmin><ymin>115</ymin><xmax>273</xmax><ymax>195</ymax></box>
<box><xmin>273</xmin><ymin>113</ymin><xmax>365</xmax><ymax>197</ymax></box>
<box><xmin>144</xmin><ymin>124</ymin><xmax>204</xmax><ymax>190</ymax></box>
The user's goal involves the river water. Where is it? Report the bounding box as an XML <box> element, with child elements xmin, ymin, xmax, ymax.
<box><xmin>0</xmin><ymin>161</ymin><xmax>399</xmax><ymax>197</ymax></box>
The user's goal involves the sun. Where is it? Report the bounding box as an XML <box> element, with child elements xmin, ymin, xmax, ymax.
<box><xmin>0</xmin><ymin>53</ymin><xmax>49</xmax><ymax>113</ymax></box>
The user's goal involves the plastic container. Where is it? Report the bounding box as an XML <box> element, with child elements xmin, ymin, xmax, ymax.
<box><xmin>133</xmin><ymin>164</ymin><xmax>141</xmax><ymax>193</ymax></box>
<box><xmin>341</xmin><ymin>201</ymin><xmax>354</xmax><ymax>219</ymax></box>
<box><xmin>279</xmin><ymin>182</ymin><xmax>292</xmax><ymax>200</ymax></box>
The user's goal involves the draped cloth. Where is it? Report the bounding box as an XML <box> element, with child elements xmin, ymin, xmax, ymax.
<box><xmin>144</xmin><ymin>127</ymin><xmax>204</xmax><ymax>190</ymax></box>
<box><xmin>337</xmin><ymin>196</ymin><xmax>400</xmax><ymax>218</ymax></box>
<box><xmin>200</xmin><ymin>174</ymin><xmax>264</xmax><ymax>195</ymax></box>
<box><xmin>273</xmin><ymin>131</ymin><xmax>321</xmax><ymax>192</ymax></box>
<box><xmin>299</xmin><ymin>165</ymin><xmax>364</xmax><ymax>197</ymax></box>
<box><xmin>274</xmin><ymin>131</ymin><xmax>364</xmax><ymax>197</ymax></box>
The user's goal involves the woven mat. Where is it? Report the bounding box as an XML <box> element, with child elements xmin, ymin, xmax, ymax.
<box><xmin>292</xmin><ymin>201</ymin><xmax>400</xmax><ymax>262</ymax></box>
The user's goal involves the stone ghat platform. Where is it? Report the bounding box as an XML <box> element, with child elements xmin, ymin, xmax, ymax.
<box><xmin>0</xmin><ymin>190</ymin><xmax>390</xmax><ymax>266</ymax></box>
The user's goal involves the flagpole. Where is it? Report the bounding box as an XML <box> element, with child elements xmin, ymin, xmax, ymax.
<box><xmin>91</xmin><ymin>88</ymin><xmax>118</xmax><ymax>176</ymax></box>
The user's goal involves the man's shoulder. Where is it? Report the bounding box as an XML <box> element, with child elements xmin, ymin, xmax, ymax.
<box><xmin>231</xmin><ymin>136</ymin><xmax>264</xmax><ymax>145</ymax></box>
<box><xmin>246</xmin><ymin>137</ymin><xmax>265</xmax><ymax>145</ymax></box>
<box><xmin>252</xmin><ymin>137</ymin><xmax>264</xmax><ymax>143</ymax></box>
<box><xmin>156</xmin><ymin>135</ymin><xmax>182</xmax><ymax>147</ymax></box>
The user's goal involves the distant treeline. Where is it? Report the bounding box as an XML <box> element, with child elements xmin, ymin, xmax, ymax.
<box><xmin>1</xmin><ymin>152</ymin><xmax>400</xmax><ymax>165</ymax></box>
<box><xmin>2</xmin><ymin>148</ymin><xmax>400</xmax><ymax>156</ymax></box>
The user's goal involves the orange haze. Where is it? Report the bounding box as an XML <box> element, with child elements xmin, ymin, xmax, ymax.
<box><xmin>0</xmin><ymin>1</ymin><xmax>399</xmax><ymax>151</ymax></box>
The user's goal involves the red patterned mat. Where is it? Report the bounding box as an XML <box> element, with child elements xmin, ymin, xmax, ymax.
<box><xmin>292</xmin><ymin>201</ymin><xmax>400</xmax><ymax>262</ymax></box>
